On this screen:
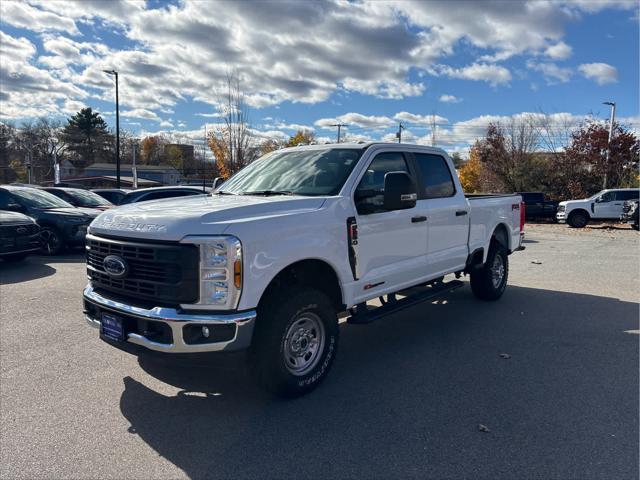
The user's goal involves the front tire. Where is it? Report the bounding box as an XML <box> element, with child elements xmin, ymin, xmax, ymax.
<box><xmin>470</xmin><ymin>242</ymin><xmax>509</xmax><ymax>301</ymax></box>
<box><xmin>39</xmin><ymin>226</ymin><xmax>64</xmax><ymax>255</ymax></box>
<box><xmin>249</xmin><ymin>287</ymin><xmax>339</xmax><ymax>398</ymax></box>
<box><xmin>568</xmin><ymin>210</ymin><xmax>589</xmax><ymax>228</ymax></box>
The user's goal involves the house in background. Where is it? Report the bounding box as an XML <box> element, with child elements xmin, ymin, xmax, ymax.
<box><xmin>83</xmin><ymin>163</ymin><xmax>181</xmax><ymax>185</ymax></box>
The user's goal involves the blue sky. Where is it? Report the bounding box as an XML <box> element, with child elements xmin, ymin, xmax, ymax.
<box><xmin>1</xmin><ymin>0</ymin><xmax>638</xmax><ymax>153</ymax></box>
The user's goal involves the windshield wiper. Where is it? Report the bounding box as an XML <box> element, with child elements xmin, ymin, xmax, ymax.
<box><xmin>215</xmin><ymin>190</ymin><xmax>238</xmax><ymax>196</ymax></box>
<box><xmin>240</xmin><ymin>190</ymin><xmax>294</xmax><ymax>196</ymax></box>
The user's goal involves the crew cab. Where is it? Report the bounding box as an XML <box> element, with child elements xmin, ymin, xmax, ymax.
<box><xmin>556</xmin><ymin>188</ymin><xmax>640</xmax><ymax>228</ymax></box>
<box><xmin>83</xmin><ymin>143</ymin><xmax>525</xmax><ymax>397</ymax></box>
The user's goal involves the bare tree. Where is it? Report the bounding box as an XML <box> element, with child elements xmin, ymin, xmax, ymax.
<box><xmin>207</xmin><ymin>72</ymin><xmax>255</xmax><ymax>177</ymax></box>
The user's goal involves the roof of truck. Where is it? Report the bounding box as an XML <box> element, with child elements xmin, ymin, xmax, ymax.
<box><xmin>282</xmin><ymin>142</ymin><xmax>449</xmax><ymax>155</ymax></box>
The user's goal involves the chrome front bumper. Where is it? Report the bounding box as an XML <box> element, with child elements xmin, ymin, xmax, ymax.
<box><xmin>83</xmin><ymin>285</ymin><xmax>256</xmax><ymax>353</ymax></box>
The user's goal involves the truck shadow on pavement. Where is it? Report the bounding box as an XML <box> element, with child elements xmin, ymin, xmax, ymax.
<box><xmin>120</xmin><ymin>285</ymin><xmax>639</xmax><ymax>480</ymax></box>
<box><xmin>0</xmin><ymin>252</ymin><xmax>84</xmax><ymax>284</ymax></box>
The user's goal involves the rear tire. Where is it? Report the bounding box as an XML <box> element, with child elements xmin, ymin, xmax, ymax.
<box><xmin>39</xmin><ymin>226</ymin><xmax>64</xmax><ymax>255</ymax></box>
<box><xmin>568</xmin><ymin>210</ymin><xmax>589</xmax><ymax>228</ymax></box>
<box><xmin>249</xmin><ymin>286</ymin><xmax>339</xmax><ymax>398</ymax></box>
<box><xmin>470</xmin><ymin>241</ymin><xmax>509</xmax><ymax>301</ymax></box>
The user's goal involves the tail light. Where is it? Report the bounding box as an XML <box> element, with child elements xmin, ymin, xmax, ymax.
<box><xmin>520</xmin><ymin>201</ymin><xmax>526</xmax><ymax>231</ymax></box>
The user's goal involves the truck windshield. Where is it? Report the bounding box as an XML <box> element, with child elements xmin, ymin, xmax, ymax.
<box><xmin>219</xmin><ymin>148</ymin><xmax>364</xmax><ymax>196</ymax></box>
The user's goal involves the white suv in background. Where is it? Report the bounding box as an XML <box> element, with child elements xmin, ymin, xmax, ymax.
<box><xmin>556</xmin><ymin>188</ymin><xmax>640</xmax><ymax>228</ymax></box>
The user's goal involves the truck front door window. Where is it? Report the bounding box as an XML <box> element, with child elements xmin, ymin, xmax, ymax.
<box><xmin>355</xmin><ymin>152</ymin><xmax>408</xmax><ymax>215</ymax></box>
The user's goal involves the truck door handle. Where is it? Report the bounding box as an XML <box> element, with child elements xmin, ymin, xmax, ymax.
<box><xmin>456</xmin><ymin>210</ymin><xmax>468</xmax><ymax>216</ymax></box>
<box><xmin>411</xmin><ymin>216</ymin><xmax>427</xmax><ymax>223</ymax></box>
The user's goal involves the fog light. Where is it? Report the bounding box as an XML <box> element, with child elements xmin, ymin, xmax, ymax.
<box><xmin>202</xmin><ymin>326</ymin><xmax>210</xmax><ymax>338</ymax></box>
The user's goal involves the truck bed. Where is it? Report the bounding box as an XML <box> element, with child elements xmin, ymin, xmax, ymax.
<box><xmin>467</xmin><ymin>193</ymin><xmax>522</xmax><ymax>258</ymax></box>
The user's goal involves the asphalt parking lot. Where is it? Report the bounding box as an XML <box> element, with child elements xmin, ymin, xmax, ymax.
<box><xmin>1</xmin><ymin>224</ymin><xmax>638</xmax><ymax>479</ymax></box>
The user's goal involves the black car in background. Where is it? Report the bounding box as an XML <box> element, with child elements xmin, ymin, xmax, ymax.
<box><xmin>42</xmin><ymin>187</ymin><xmax>113</xmax><ymax>211</ymax></box>
<box><xmin>118</xmin><ymin>186</ymin><xmax>209</xmax><ymax>205</ymax></box>
<box><xmin>0</xmin><ymin>186</ymin><xmax>100</xmax><ymax>255</ymax></box>
<box><xmin>517</xmin><ymin>192</ymin><xmax>559</xmax><ymax>221</ymax></box>
<box><xmin>91</xmin><ymin>188</ymin><xmax>129</xmax><ymax>205</ymax></box>
<box><xmin>0</xmin><ymin>211</ymin><xmax>40</xmax><ymax>262</ymax></box>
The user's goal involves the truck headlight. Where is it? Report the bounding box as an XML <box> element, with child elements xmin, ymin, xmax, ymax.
<box><xmin>181</xmin><ymin>236</ymin><xmax>242</xmax><ymax>310</ymax></box>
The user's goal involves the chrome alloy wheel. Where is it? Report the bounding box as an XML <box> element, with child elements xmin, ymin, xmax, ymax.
<box><xmin>283</xmin><ymin>312</ymin><xmax>325</xmax><ymax>376</ymax></box>
<box><xmin>490</xmin><ymin>254</ymin><xmax>505</xmax><ymax>289</ymax></box>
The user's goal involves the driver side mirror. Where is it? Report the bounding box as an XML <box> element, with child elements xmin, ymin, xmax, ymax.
<box><xmin>212</xmin><ymin>177</ymin><xmax>225</xmax><ymax>190</ymax></box>
<box><xmin>383</xmin><ymin>171</ymin><xmax>417</xmax><ymax>211</ymax></box>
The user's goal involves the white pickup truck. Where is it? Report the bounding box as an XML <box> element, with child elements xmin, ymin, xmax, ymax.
<box><xmin>83</xmin><ymin>143</ymin><xmax>525</xmax><ymax>397</ymax></box>
<box><xmin>556</xmin><ymin>188</ymin><xmax>640</xmax><ymax>228</ymax></box>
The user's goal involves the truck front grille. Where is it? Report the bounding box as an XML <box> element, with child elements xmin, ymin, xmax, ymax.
<box><xmin>86</xmin><ymin>235</ymin><xmax>199</xmax><ymax>306</ymax></box>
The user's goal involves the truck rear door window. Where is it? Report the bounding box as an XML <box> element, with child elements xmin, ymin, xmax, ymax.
<box><xmin>414</xmin><ymin>153</ymin><xmax>455</xmax><ymax>198</ymax></box>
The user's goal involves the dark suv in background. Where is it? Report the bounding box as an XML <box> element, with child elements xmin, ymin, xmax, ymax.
<box><xmin>42</xmin><ymin>187</ymin><xmax>113</xmax><ymax>211</ymax></box>
<box><xmin>0</xmin><ymin>211</ymin><xmax>40</xmax><ymax>262</ymax></box>
<box><xmin>0</xmin><ymin>186</ymin><xmax>100</xmax><ymax>255</ymax></box>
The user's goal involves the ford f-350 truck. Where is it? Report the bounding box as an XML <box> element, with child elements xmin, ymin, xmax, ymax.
<box><xmin>83</xmin><ymin>143</ymin><xmax>525</xmax><ymax>397</ymax></box>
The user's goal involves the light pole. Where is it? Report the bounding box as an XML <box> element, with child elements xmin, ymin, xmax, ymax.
<box><xmin>602</xmin><ymin>101</ymin><xmax>616</xmax><ymax>190</ymax></box>
<box><xmin>103</xmin><ymin>69</ymin><xmax>120</xmax><ymax>189</ymax></box>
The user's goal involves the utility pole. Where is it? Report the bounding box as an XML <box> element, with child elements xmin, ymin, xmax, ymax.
<box><xmin>330</xmin><ymin>123</ymin><xmax>347</xmax><ymax>143</ymax></box>
<box><xmin>132</xmin><ymin>144</ymin><xmax>138</xmax><ymax>189</ymax></box>
<box><xmin>602</xmin><ymin>101</ymin><xmax>616</xmax><ymax>190</ymax></box>
<box><xmin>103</xmin><ymin>70</ymin><xmax>120</xmax><ymax>188</ymax></box>
<box><xmin>431</xmin><ymin>114</ymin><xmax>437</xmax><ymax>147</ymax></box>
<box><xmin>396</xmin><ymin>122</ymin><xmax>405</xmax><ymax>143</ymax></box>
<box><xmin>25</xmin><ymin>153</ymin><xmax>32</xmax><ymax>184</ymax></box>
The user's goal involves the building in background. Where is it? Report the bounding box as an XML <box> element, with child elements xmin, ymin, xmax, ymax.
<box><xmin>83</xmin><ymin>163</ymin><xmax>181</xmax><ymax>185</ymax></box>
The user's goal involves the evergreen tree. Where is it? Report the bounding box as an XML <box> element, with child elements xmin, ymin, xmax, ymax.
<box><xmin>63</xmin><ymin>108</ymin><xmax>113</xmax><ymax>169</ymax></box>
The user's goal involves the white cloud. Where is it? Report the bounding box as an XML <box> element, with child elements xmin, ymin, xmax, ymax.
<box><xmin>578</xmin><ymin>62</ymin><xmax>618</xmax><ymax>85</ymax></box>
<box><xmin>394</xmin><ymin>112</ymin><xmax>448</xmax><ymax>125</ymax></box>
<box><xmin>526</xmin><ymin>61</ymin><xmax>572</xmax><ymax>84</ymax></box>
<box><xmin>0</xmin><ymin>1</ymin><xmax>80</xmax><ymax>35</ymax></box>
<box><xmin>121</xmin><ymin>109</ymin><xmax>161</xmax><ymax>122</ymax></box>
<box><xmin>432</xmin><ymin>63</ymin><xmax>512</xmax><ymax>86</ymax></box>
<box><xmin>544</xmin><ymin>41</ymin><xmax>572</xmax><ymax>60</ymax></box>
<box><xmin>315</xmin><ymin>113</ymin><xmax>395</xmax><ymax>129</ymax></box>
<box><xmin>439</xmin><ymin>94</ymin><xmax>462</xmax><ymax>103</ymax></box>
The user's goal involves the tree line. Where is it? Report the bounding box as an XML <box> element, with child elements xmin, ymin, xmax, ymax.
<box><xmin>458</xmin><ymin>115</ymin><xmax>639</xmax><ymax>199</ymax></box>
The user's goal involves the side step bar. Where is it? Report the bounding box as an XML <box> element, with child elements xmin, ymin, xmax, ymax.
<box><xmin>346</xmin><ymin>280</ymin><xmax>464</xmax><ymax>325</ymax></box>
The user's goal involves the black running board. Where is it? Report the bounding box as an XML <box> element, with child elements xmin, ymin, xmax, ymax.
<box><xmin>346</xmin><ymin>280</ymin><xmax>464</xmax><ymax>325</ymax></box>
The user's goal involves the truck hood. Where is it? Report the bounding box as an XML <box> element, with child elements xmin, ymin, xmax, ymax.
<box><xmin>89</xmin><ymin>194</ymin><xmax>326</xmax><ymax>241</ymax></box>
<box><xmin>558</xmin><ymin>198</ymin><xmax>591</xmax><ymax>207</ymax></box>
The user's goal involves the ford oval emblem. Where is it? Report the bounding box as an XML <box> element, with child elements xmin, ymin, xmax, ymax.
<box><xmin>16</xmin><ymin>227</ymin><xmax>28</xmax><ymax>234</ymax></box>
<box><xmin>103</xmin><ymin>255</ymin><xmax>128</xmax><ymax>278</ymax></box>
